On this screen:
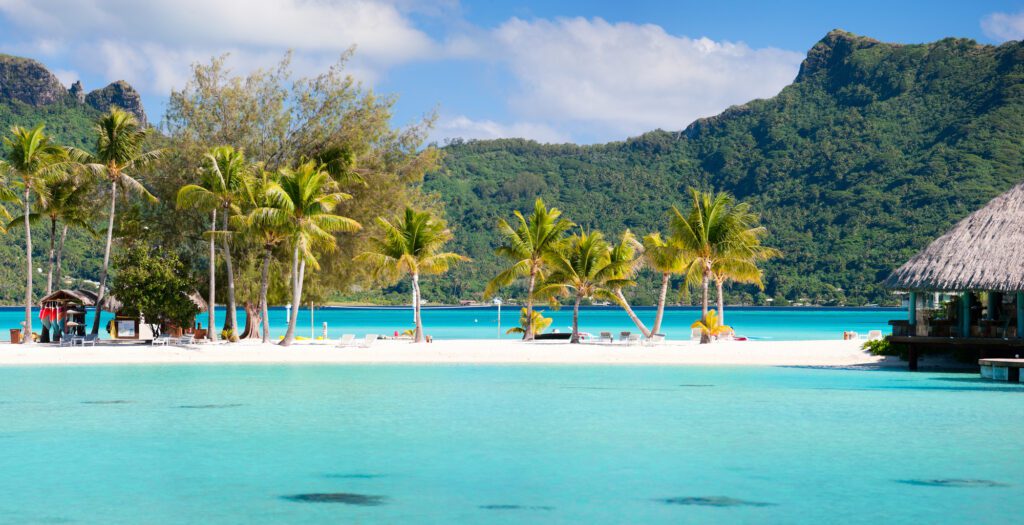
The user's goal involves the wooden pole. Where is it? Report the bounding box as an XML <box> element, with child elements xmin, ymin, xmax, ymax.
<box><xmin>1017</xmin><ymin>292</ymin><xmax>1023</xmax><ymax>340</ymax></box>
<box><xmin>908</xmin><ymin>292</ymin><xmax>917</xmax><ymax>327</ymax></box>
<box><xmin>961</xmin><ymin>292</ymin><xmax>971</xmax><ymax>338</ymax></box>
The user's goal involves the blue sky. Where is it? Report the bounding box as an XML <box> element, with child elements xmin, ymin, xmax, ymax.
<box><xmin>1</xmin><ymin>0</ymin><xmax>1023</xmax><ymax>144</ymax></box>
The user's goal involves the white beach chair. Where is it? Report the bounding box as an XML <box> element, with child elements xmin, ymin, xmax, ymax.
<box><xmin>335</xmin><ymin>334</ymin><xmax>356</xmax><ymax>347</ymax></box>
<box><xmin>867</xmin><ymin>330</ymin><xmax>883</xmax><ymax>341</ymax></box>
<box><xmin>619</xmin><ymin>331</ymin><xmax>631</xmax><ymax>344</ymax></box>
<box><xmin>151</xmin><ymin>334</ymin><xmax>172</xmax><ymax>346</ymax></box>
<box><xmin>690</xmin><ymin>328</ymin><xmax>703</xmax><ymax>341</ymax></box>
<box><xmin>80</xmin><ymin>334</ymin><xmax>98</xmax><ymax>347</ymax></box>
<box><xmin>598</xmin><ymin>331</ymin><xmax>614</xmax><ymax>344</ymax></box>
<box><xmin>359</xmin><ymin>334</ymin><xmax>378</xmax><ymax>348</ymax></box>
<box><xmin>645</xmin><ymin>333</ymin><xmax>666</xmax><ymax>346</ymax></box>
<box><xmin>627</xmin><ymin>333</ymin><xmax>641</xmax><ymax>346</ymax></box>
<box><xmin>174</xmin><ymin>333</ymin><xmax>195</xmax><ymax>346</ymax></box>
<box><xmin>59</xmin><ymin>335</ymin><xmax>80</xmax><ymax>347</ymax></box>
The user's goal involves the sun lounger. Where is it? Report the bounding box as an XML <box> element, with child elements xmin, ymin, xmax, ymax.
<box><xmin>80</xmin><ymin>334</ymin><xmax>98</xmax><ymax>347</ymax></box>
<box><xmin>867</xmin><ymin>330</ymin><xmax>883</xmax><ymax>341</ymax></box>
<box><xmin>645</xmin><ymin>333</ymin><xmax>665</xmax><ymax>346</ymax></box>
<box><xmin>151</xmin><ymin>334</ymin><xmax>172</xmax><ymax>346</ymax></box>
<box><xmin>627</xmin><ymin>333</ymin><xmax>641</xmax><ymax>346</ymax></box>
<box><xmin>619</xmin><ymin>331</ymin><xmax>631</xmax><ymax>344</ymax></box>
<box><xmin>174</xmin><ymin>333</ymin><xmax>196</xmax><ymax>346</ymax></box>
<box><xmin>359</xmin><ymin>334</ymin><xmax>378</xmax><ymax>348</ymax></box>
<box><xmin>59</xmin><ymin>335</ymin><xmax>81</xmax><ymax>347</ymax></box>
<box><xmin>335</xmin><ymin>334</ymin><xmax>356</xmax><ymax>347</ymax></box>
<box><xmin>598</xmin><ymin>331</ymin><xmax>613</xmax><ymax>343</ymax></box>
<box><xmin>690</xmin><ymin>328</ymin><xmax>703</xmax><ymax>341</ymax></box>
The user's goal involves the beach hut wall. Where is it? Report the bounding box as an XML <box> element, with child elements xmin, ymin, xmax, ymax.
<box><xmin>884</xmin><ymin>180</ymin><xmax>1024</xmax><ymax>292</ymax></box>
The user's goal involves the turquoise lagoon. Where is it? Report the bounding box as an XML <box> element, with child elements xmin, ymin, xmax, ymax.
<box><xmin>0</xmin><ymin>364</ymin><xmax>1022</xmax><ymax>524</ymax></box>
<box><xmin>1</xmin><ymin>306</ymin><xmax>899</xmax><ymax>341</ymax></box>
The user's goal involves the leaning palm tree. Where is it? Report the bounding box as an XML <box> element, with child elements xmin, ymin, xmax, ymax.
<box><xmin>177</xmin><ymin>146</ymin><xmax>254</xmax><ymax>341</ymax></box>
<box><xmin>74</xmin><ymin>108</ymin><xmax>161</xmax><ymax>336</ymax></box>
<box><xmin>237</xmin><ymin>169</ymin><xmax>290</xmax><ymax>343</ymax></box>
<box><xmin>670</xmin><ymin>189</ymin><xmax>759</xmax><ymax>324</ymax></box>
<box><xmin>258</xmin><ymin>161</ymin><xmax>361</xmax><ymax>346</ymax></box>
<box><xmin>606</xmin><ymin>230</ymin><xmax>651</xmax><ymax>338</ymax></box>
<box><xmin>357</xmin><ymin>208</ymin><xmax>468</xmax><ymax>343</ymax></box>
<box><xmin>1</xmin><ymin>124</ymin><xmax>68</xmax><ymax>344</ymax></box>
<box><xmin>535</xmin><ymin>230</ymin><xmax>625</xmax><ymax>344</ymax></box>
<box><xmin>642</xmin><ymin>231</ymin><xmax>691</xmax><ymax>335</ymax></box>
<box><xmin>485</xmin><ymin>198</ymin><xmax>572</xmax><ymax>340</ymax></box>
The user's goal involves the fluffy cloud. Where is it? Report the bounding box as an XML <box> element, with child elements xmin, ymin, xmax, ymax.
<box><xmin>981</xmin><ymin>11</ymin><xmax>1024</xmax><ymax>42</ymax></box>
<box><xmin>487</xmin><ymin>17</ymin><xmax>803</xmax><ymax>139</ymax></box>
<box><xmin>434</xmin><ymin>115</ymin><xmax>570</xmax><ymax>144</ymax></box>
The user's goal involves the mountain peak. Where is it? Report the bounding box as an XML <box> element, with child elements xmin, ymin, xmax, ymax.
<box><xmin>795</xmin><ymin>29</ymin><xmax>883</xmax><ymax>82</ymax></box>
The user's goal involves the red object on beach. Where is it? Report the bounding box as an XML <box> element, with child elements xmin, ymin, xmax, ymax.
<box><xmin>394</xmin><ymin>330</ymin><xmax>399</xmax><ymax>337</ymax></box>
<box><xmin>735</xmin><ymin>337</ymin><xmax>748</xmax><ymax>341</ymax></box>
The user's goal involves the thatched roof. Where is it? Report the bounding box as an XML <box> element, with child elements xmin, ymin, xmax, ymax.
<box><xmin>884</xmin><ymin>181</ymin><xmax>1024</xmax><ymax>292</ymax></box>
<box><xmin>39</xmin><ymin>289</ymin><xmax>99</xmax><ymax>306</ymax></box>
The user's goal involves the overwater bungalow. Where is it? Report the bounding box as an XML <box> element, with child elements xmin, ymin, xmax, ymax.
<box><xmin>883</xmin><ymin>181</ymin><xmax>1024</xmax><ymax>370</ymax></box>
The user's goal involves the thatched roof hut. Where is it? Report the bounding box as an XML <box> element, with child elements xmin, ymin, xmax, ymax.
<box><xmin>40</xmin><ymin>289</ymin><xmax>99</xmax><ymax>306</ymax></box>
<box><xmin>884</xmin><ymin>180</ymin><xmax>1024</xmax><ymax>292</ymax></box>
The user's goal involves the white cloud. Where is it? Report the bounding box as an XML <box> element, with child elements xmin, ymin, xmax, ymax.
<box><xmin>485</xmin><ymin>17</ymin><xmax>803</xmax><ymax>140</ymax></box>
<box><xmin>981</xmin><ymin>11</ymin><xmax>1024</xmax><ymax>42</ymax></box>
<box><xmin>433</xmin><ymin>115</ymin><xmax>570</xmax><ymax>144</ymax></box>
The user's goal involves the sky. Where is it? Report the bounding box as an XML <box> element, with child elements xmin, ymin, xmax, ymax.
<box><xmin>1</xmin><ymin>0</ymin><xmax>1023</xmax><ymax>145</ymax></box>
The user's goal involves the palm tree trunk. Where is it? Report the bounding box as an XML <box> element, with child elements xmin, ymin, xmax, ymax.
<box><xmin>207</xmin><ymin>210</ymin><xmax>217</xmax><ymax>342</ymax></box>
<box><xmin>570</xmin><ymin>294</ymin><xmax>582</xmax><ymax>344</ymax></box>
<box><xmin>652</xmin><ymin>272</ymin><xmax>670</xmax><ymax>335</ymax></box>
<box><xmin>523</xmin><ymin>267</ymin><xmax>537</xmax><ymax>341</ymax></box>
<box><xmin>280</xmin><ymin>243</ymin><xmax>301</xmax><ymax>346</ymax></box>
<box><xmin>412</xmin><ymin>272</ymin><xmax>424</xmax><ymax>343</ymax></box>
<box><xmin>716</xmin><ymin>278</ymin><xmax>725</xmax><ymax>325</ymax></box>
<box><xmin>23</xmin><ymin>188</ymin><xmax>33</xmax><ymax>345</ymax></box>
<box><xmin>91</xmin><ymin>181</ymin><xmax>117</xmax><ymax>336</ymax></box>
<box><xmin>615</xmin><ymin>288</ymin><xmax>651</xmax><ymax>337</ymax></box>
<box><xmin>221</xmin><ymin>211</ymin><xmax>238</xmax><ymax>340</ymax></box>
<box><xmin>259</xmin><ymin>245</ymin><xmax>272</xmax><ymax>344</ymax></box>
<box><xmin>701</xmin><ymin>273</ymin><xmax>710</xmax><ymax>322</ymax></box>
<box><xmin>46</xmin><ymin>216</ymin><xmax>56</xmax><ymax>296</ymax></box>
<box><xmin>55</xmin><ymin>224</ymin><xmax>67</xmax><ymax>289</ymax></box>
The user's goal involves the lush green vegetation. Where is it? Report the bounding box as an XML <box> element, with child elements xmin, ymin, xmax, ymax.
<box><xmin>427</xmin><ymin>31</ymin><xmax>1024</xmax><ymax>306</ymax></box>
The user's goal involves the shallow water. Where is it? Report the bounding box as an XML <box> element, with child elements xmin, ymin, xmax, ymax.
<box><xmin>1</xmin><ymin>305</ymin><xmax>900</xmax><ymax>341</ymax></box>
<box><xmin>1</xmin><ymin>364</ymin><xmax>1021</xmax><ymax>524</ymax></box>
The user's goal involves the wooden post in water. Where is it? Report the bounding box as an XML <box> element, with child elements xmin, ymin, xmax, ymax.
<box><xmin>1017</xmin><ymin>292</ymin><xmax>1024</xmax><ymax>339</ymax></box>
<box><xmin>961</xmin><ymin>292</ymin><xmax>971</xmax><ymax>338</ymax></box>
<box><xmin>908</xmin><ymin>292</ymin><xmax>917</xmax><ymax>330</ymax></box>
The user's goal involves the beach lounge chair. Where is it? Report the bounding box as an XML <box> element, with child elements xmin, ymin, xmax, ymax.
<box><xmin>866</xmin><ymin>330</ymin><xmax>883</xmax><ymax>341</ymax></box>
<box><xmin>690</xmin><ymin>328</ymin><xmax>703</xmax><ymax>341</ymax></box>
<box><xmin>151</xmin><ymin>334</ymin><xmax>172</xmax><ymax>346</ymax></box>
<box><xmin>627</xmin><ymin>333</ymin><xmax>641</xmax><ymax>346</ymax></box>
<box><xmin>59</xmin><ymin>335</ymin><xmax>80</xmax><ymax>347</ymax></box>
<box><xmin>335</xmin><ymin>334</ymin><xmax>356</xmax><ymax>347</ymax></box>
<box><xmin>619</xmin><ymin>331</ymin><xmax>631</xmax><ymax>344</ymax></box>
<box><xmin>174</xmin><ymin>333</ymin><xmax>196</xmax><ymax>346</ymax></box>
<box><xmin>645</xmin><ymin>333</ymin><xmax>665</xmax><ymax>346</ymax></box>
<box><xmin>80</xmin><ymin>334</ymin><xmax>98</xmax><ymax>347</ymax></box>
<box><xmin>598</xmin><ymin>331</ymin><xmax>613</xmax><ymax>343</ymax></box>
<box><xmin>358</xmin><ymin>334</ymin><xmax>378</xmax><ymax>348</ymax></box>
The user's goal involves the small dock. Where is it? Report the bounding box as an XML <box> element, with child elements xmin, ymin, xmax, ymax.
<box><xmin>979</xmin><ymin>358</ymin><xmax>1024</xmax><ymax>382</ymax></box>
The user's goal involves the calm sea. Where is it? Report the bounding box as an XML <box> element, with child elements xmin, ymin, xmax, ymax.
<box><xmin>0</xmin><ymin>364</ymin><xmax>1020</xmax><ymax>524</ymax></box>
<box><xmin>0</xmin><ymin>305</ymin><xmax>900</xmax><ymax>341</ymax></box>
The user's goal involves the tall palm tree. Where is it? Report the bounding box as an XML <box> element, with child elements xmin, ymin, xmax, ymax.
<box><xmin>710</xmin><ymin>236</ymin><xmax>780</xmax><ymax>325</ymax></box>
<box><xmin>258</xmin><ymin>161</ymin><xmax>361</xmax><ymax>346</ymax></box>
<box><xmin>606</xmin><ymin>230</ymin><xmax>651</xmax><ymax>338</ymax></box>
<box><xmin>75</xmin><ymin>108</ymin><xmax>161</xmax><ymax>336</ymax></box>
<box><xmin>0</xmin><ymin>124</ymin><xmax>68</xmax><ymax>344</ymax></box>
<box><xmin>670</xmin><ymin>189</ymin><xmax>759</xmax><ymax>325</ymax></box>
<box><xmin>641</xmin><ymin>231</ymin><xmax>691</xmax><ymax>336</ymax></box>
<box><xmin>358</xmin><ymin>208</ymin><xmax>468</xmax><ymax>343</ymax></box>
<box><xmin>237</xmin><ymin>169</ymin><xmax>290</xmax><ymax>343</ymax></box>
<box><xmin>485</xmin><ymin>198</ymin><xmax>572</xmax><ymax>340</ymax></box>
<box><xmin>177</xmin><ymin>146</ymin><xmax>254</xmax><ymax>341</ymax></box>
<box><xmin>535</xmin><ymin>230</ymin><xmax>627</xmax><ymax>344</ymax></box>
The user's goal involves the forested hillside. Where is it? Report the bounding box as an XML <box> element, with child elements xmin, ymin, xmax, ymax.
<box><xmin>426</xmin><ymin>30</ymin><xmax>1024</xmax><ymax>305</ymax></box>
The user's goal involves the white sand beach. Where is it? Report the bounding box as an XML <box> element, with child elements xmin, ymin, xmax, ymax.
<box><xmin>0</xmin><ymin>338</ymin><xmax>889</xmax><ymax>367</ymax></box>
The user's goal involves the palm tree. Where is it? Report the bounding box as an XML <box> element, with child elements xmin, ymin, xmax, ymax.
<box><xmin>710</xmin><ymin>238</ymin><xmax>780</xmax><ymax>325</ymax></box>
<box><xmin>258</xmin><ymin>161</ymin><xmax>361</xmax><ymax>346</ymax></box>
<box><xmin>690</xmin><ymin>309</ymin><xmax>732</xmax><ymax>344</ymax></box>
<box><xmin>670</xmin><ymin>189</ymin><xmax>760</xmax><ymax>325</ymax></box>
<box><xmin>177</xmin><ymin>146</ymin><xmax>254</xmax><ymax>341</ymax></box>
<box><xmin>506</xmin><ymin>308</ymin><xmax>552</xmax><ymax>336</ymax></box>
<box><xmin>642</xmin><ymin>231</ymin><xmax>691</xmax><ymax>336</ymax></box>
<box><xmin>75</xmin><ymin>108</ymin><xmax>161</xmax><ymax>336</ymax></box>
<box><xmin>358</xmin><ymin>208</ymin><xmax>468</xmax><ymax>343</ymax></box>
<box><xmin>606</xmin><ymin>230</ymin><xmax>651</xmax><ymax>338</ymax></box>
<box><xmin>237</xmin><ymin>169</ymin><xmax>290</xmax><ymax>343</ymax></box>
<box><xmin>0</xmin><ymin>124</ymin><xmax>68</xmax><ymax>344</ymax></box>
<box><xmin>535</xmin><ymin>230</ymin><xmax>626</xmax><ymax>344</ymax></box>
<box><xmin>485</xmin><ymin>198</ymin><xmax>572</xmax><ymax>340</ymax></box>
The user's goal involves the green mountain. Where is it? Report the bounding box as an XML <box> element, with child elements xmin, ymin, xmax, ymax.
<box><xmin>425</xmin><ymin>30</ymin><xmax>1024</xmax><ymax>306</ymax></box>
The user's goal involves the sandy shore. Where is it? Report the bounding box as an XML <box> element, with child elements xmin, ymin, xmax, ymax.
<box><xmin>0</xmin><ymin>338</ymin><xmax>891</xmax><ymax>367</ymax></box>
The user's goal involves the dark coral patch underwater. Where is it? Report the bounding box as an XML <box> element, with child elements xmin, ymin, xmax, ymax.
<box><xmin>177</xmin><ymin>403</ymin><xmax>244</xmax><ymax>409</ymax></box>
<box><xmin>479</xmin><ymin>504</ymin><xmax>554</xmax><ymax>511</ymax></box>
<box><xmin>283</xmin><ymin>493</ymin><xmax>387</xmax><ymax>505</ymax></box>
<box><xmin>657</xmin><ymin>496</ymin><xmax>774</xmax><ymax>507</ymax></box>
<box><xmin>897</xmin><ymin>479</ymin><xmax>1010</xmax><ymax>488</ymax></box>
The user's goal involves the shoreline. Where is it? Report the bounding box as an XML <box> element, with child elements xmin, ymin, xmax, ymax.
<box><xmin>0</xmin><ymin>338</ymin><xmax>903</xmax><ymax>368</ymax></box>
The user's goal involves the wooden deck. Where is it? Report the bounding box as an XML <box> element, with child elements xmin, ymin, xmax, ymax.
<box><xmin>887</xmin><ymin>336</ymin><xmax>1024</xmax><ymax>370</ymax></box>
<box><xmin>979</xmin><ymin>358</ymin><xmax>1024</xmax><ymax>382</ymax></box>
